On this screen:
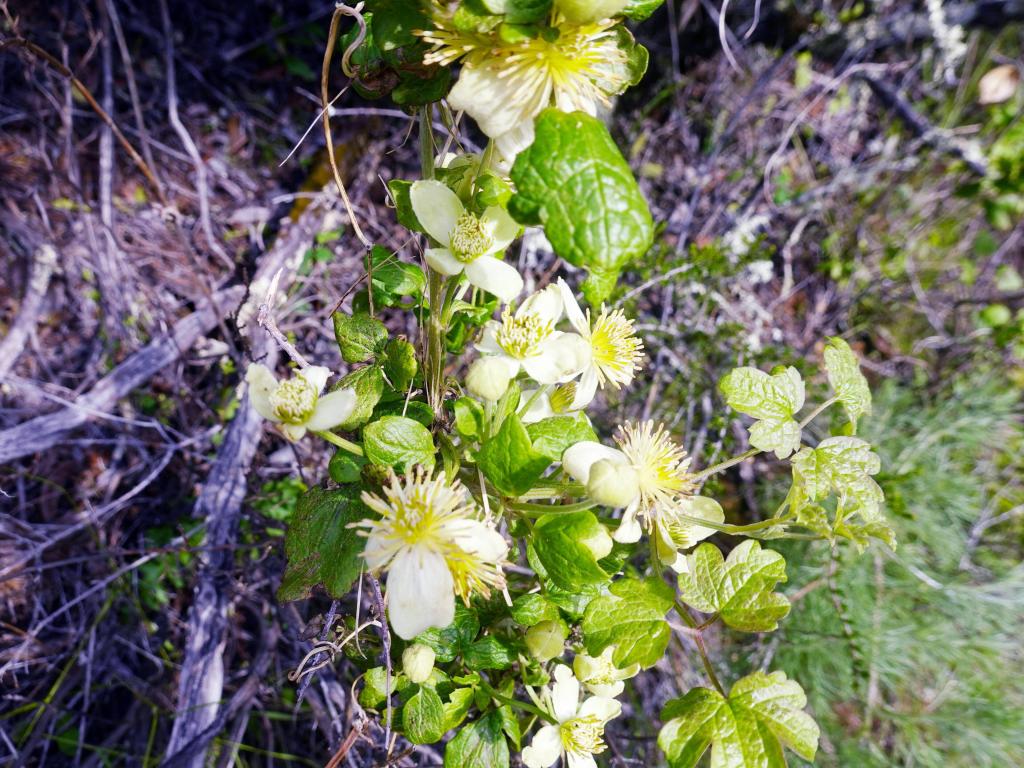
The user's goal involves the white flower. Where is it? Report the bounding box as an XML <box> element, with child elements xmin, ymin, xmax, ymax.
<box><xmin>246</xmin><ymin>363</ymin><xmax>355</xmax><ymax>442</ymax></box>
<box><xmin>421</xmin><ymin>17</ymin><xmax>635</xmax><ymax>159</ymax></box>
<box><xmin>521</xmin><ymin>665</ymin><xmax>621</xmax><ymax>768</ymax></box>
<box><xmin>410</xmin><ymin>180</ymin><xmax>523</xmax><ymax>303</ymax></box>
<box><xmin>519</xmin><ymin>384</ymin><xmax>582</xmax><ymax>424</ymax></box>
<box><xmin>562</xmin><ymin>421</ymin><xmax>723</xmax><ymax>568</ymax></box>
<box><xmin>353</xmin><ymin>469</ymin><xmax>508</xmax><ymax>640</ymax></box>
<box><xmin>558</xmin><ymin>279</ymin><xmax>644</xmax><ymax>409</ymax></box>
<box><xmin>573</xmin><ymin>647</ymin><xmax>640</xmax><ymax>698</ymax></box>
<box><xmin>477</xmin><ymin>284</ymin><xmax>590</xmax><ymax>386</ymax></box>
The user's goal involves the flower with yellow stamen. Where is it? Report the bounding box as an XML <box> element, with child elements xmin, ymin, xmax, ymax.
<box><xmin>246</xmin><ymin>363</ymin><xmax>356</xmax><ymax>442</ymax></box>
<box><xmin>521</xmin><ymin>665</ymin><xmax>621</xmax><ymax>768</ymax></box>
<box><xmin>419</xmin><ymin>11</ymin><xmax>642</xmax><ymax>158</ymax></box>
<box><xmin>353</xmin><ymin>469</ymin><xmax>508</xmax><ymax>640</ymax></box>
<box><xmin>562</xmin><ymin>421</ymin><xmax>724</xmax><ymax>564</ymax></box>
<box><xmin>558</xmin><ymin>278</ymin><xmax>643</xmax><ymax>408</ymax></box>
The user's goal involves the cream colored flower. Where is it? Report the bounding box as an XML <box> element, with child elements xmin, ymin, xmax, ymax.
<box><xmin>353</xmin><ymin>469</ymin><xmax>508</xmax><ymax>640</ymax></box>
<box><xmin>410</xmin><ymin>180</ymin><xmax>523</xmax><ymax>303</ymax></box>
<box><xmin>421</xmin><ymin>15</ymin><xmax>636</xmax><ymax>158</ymax></box>
<box><xmin>519</xmin><ymin>383</ymin><xmax>582</xmax><ymax>424</ymax></box>
<box><xmin>573</xmin><ymin>647</ymin><xmax>640</xmax><ymax>698</ymax></box>
<box><xmin>558</xmin><ymin>279</ymin><xmax>644</xmax><ymax>409</ymax></box>
<box><xmin>476</xmin><ymin>284</ymin><xmax>590</xmax><ymax>386</ymax></box>
<box><xmin>562</xmin><ymin>421</ymin><xmax>723</xmax><ymax>568</ymax></box>
<box><xmin>521</xmin><ymin>665</ymin><xmax>621</xmax><ymax>768</ymax></box>
<box><xmin>246</xmin><ymin>363</ymin><xmax>355</xmax><ymax>442</ymax></box>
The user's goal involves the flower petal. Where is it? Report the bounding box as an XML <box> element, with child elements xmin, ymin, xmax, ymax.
<box><xmin>551</xmin><ymin>665</ymin><xmax>581</xmax><ymax>722</ymax></box>
<box><xmin>521</xmin><ymin>353</ymin><xmax>566</xmax><ymax>386</ymax></box>
<box><xmin>567</xmin><ymin>753</ymin><xmax>598</xmax><ymax>768</ymax></box>
<box><xmin>562</xmin><ymin>442</ymin><xmax>627</xmax><ymax>483</ymax></box>
<box><xmin>410</xmin><ymin>180</ymin><xmax>463</xmax><ymax>247</ymax></box>
<box><xmin>518</xmin><ymin>283</ymin><xmax>563</xmax><ymax>325</ymax></box>
<box><xmin>425</xmin><ymin>247</ymin><xmax>465</xmax><ymax>276</ymax></box>
<box><xmin>449</xmin><ymin>60</ymin><xmax>549</xmax><ymax>144</ymax></box>
<box><xmin>362</xmin><ymin>531</ymin><xmax>392</xmax><ymax>572</ymax></box>
<box><xmin>464</xmin><ymin>255</ymin><xmax>524</xmax><ymax>303</ymax></box>
<box><xmin>386</xmin><ymin>547</ymin><xmax>455</xmax><ymax>640</ymax></box>
<box><xmin>476</xmin><ymin>321</ymin><xmax>504</xmax><ymax>356</ymax></box>
<box><xmin>299</xmin><ymin>365</ymin><xmax>331</xmax><ymax>394</ymax></box>
<box><xmin>572</xmin><ymin>367</ymin><xmax>600</xmax><ymax>410</ymax></box>
<box><xmin>279</xmin><ymin>423</ymin><xmax>307</xmax><ymax>442</ymax></box>
<box><xmin>579</xmin><ymin>695</ymin><xmax>622</xmax><ymax>724</ymax></box>
<box><xmin>557</xmin><ymin>278</ymin><xmax>588</xmax><ymax>335</ymax></box>
<box><xmin>520</xmin><ymin>389</ymin><xmax>556</xmax><ymax>424</ymax></box>
<box><xmin>548</xmin><ymin>333</ymin><xmax>591</xmax><ymax>381</ymax></box>
<box><xmin>246</xmin><ymin>363</ymin><xmax>280</xmax><ymax>422</ymax></box>
<box><xmin>521</xmin><ymin>725</ymin><xmax>562</xmax><ymax>768</ymax></box>
<box><xmin>482</xmin><ymin>206</ymin><xmax>520</xmax><ymax>252</ymax></box>
<box><xmin>305</xmin><ymin>388</ymin><xmax>356</xmax><ymax>431</ymax></box>
<box><xmin>613</xmin><ymin>501</ymin><xmax>643</xmax><ymax>544</ymax></box>
<box><xmin>496</xmin><ymin>120</ymin><xmax>536</xmax><ymax>161</ymax></box>
<box><xmin>446</xmin><ymin>519</ymin><xmax>509</xmax><ymax>562</ymax></box>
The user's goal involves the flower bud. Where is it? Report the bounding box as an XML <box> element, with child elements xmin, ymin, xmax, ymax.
<box><xmin>578</xmin><ymin>520</ymin><xmax>614</xmax><ymax>561</ymax></box>
<box><xmin>525</xmin><ymin>620</ymin><xmax>568</xmax><ymax>662</ymax></box>
<box><xmin>402</xmin><ymin>643</ymin><xmax>436</xmax><ymax>684</ymax></box>
<box><xmin>587</xmin><ymin>459</ymin><xmax>639</xmax><ymax>509</ymax></box>
<box><xmin>466</xmin><ymin>357</ymin><xmax>512</xmax><ymax>401</ymax></box>
<box><xmin>555</xmin><ymin>0</ymin><xmax>629</xmax><ymax>24</ymax></box>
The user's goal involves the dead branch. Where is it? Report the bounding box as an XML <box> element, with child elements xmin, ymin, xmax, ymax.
<box><xmin>0</xmin><ymin>286</ymin><xmax>244</xmax><ymax>464</ymax></box>
<box><xmin>0</xmin><ymin>244</ymin><xmax>58</xmax><ymax>381</ymax></box>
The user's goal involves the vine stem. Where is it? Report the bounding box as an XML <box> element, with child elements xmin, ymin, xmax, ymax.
<box><xmin>507</xmin><ymin>499</ymin><xmax>597</xmax><ymax>517</ymax></box>
<box><xmin>798</xmin><ymin>396</ymin><xmax>840</xmax><ymax>429</ymax></box>
<box><xmin>314</xmin><ymin>430</ymin><xmax>364</xmax><ymax>457</ymax></box>
<box><xmin>675</xmin><ymin>512</ymin><xmax>793</xmax><ymax>535</ymax></box>
<box><xmin>676</xmin><ymin>601</ymin><xmax>726</xmax><ymax>696</ymax></box>
<box><xmin>692</xmin><ymin>448</ymin><xmax>759</xmax><ymax>482</ymax></box>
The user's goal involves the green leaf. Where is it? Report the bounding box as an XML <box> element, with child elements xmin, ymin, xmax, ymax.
<box><xmin>416</xmin><ymin>604</ymin><xmax>480</xmax><ymax>663</ymax></box>
<box><xmin>403</xmin><ymin>686</ymin><xmax>446</xmax><ymax>745</ymax></box>
<box><xmin>509</xmin><ymin>109</ymin><xmax>654</xmax><ymax>304</ymax></box>
<box><xmin>358</xmin><ymin>666</ymin><xmax>395</xmax><ymax>709</ymax></box>
<box><xmin>719</xmin><ymin>366</ymin><xmax>805</xmax><ymax>459</ymax></box>
<box><xmin>526</xmin><ymin>412</ymin><xmax>598</xmax><ymax>461</ymax></box>
<box><xmin>582</xmin><ymin>577</ymin><xmax>674</xmax><ymax>668</ymax></box>
<box><xmin>823</xmin><ymin>338</ymin><xmax>871</xmax><ymax>429</ymax></box>
<box><xmin>623</xmin><ymin>0</ymin><xmax>665</xmax><ymax>20</ymax></box>
<box><xmin>335</xmin><ymin>365</ymin><xmax>384</xmax><ymax>431</ymax></box>
<box><xmin>370</xmin><ymin>245</ymin><xmax>426</xmax><ymax>300</ymax></box>
<box><xmin>454</xmin><ymin>397</ymin><xmax>486</xmax><ymax>440</ymax></box>
<box><xmin>387</xmin><ymin>180</ymin><xmax>424</xmax><ymax>233</ymax></box>
<box><xmin>463</xmin><ymin>636</ymin><xmax>517</xmax><ymax>671</ymax></box>
<box><xmin>328</xmin><ymin>450</ymin><xmax>365</xmax><ymax>484</ymax></box>
<box><xmin>444</xmin><ymin>710</ymin><xmax>510</xmax><ymax>768</ymax></box>
<box><xmin>676</xmin><ymin>541</ymin><xmax>790</xmax><ymax>632</ymax></box>
<box><xmin>383</xmin><ymin>338</ymin><xmax>418</xmax><ymax>391</ymax></box>
<box><xmin>476</xmin><ymin>413</ymin><xmax>551</xmax><ymax>496</ymax></box>
<box><xmin>363</xmin><ymin>416</ymin><xmax>435</xmax><ymax>472</ymax></box>
<box><xmin>533</xmin><ymin>511</ymin><xmax>612</xmax><ymax>591</ymax></box>
<box><xmin>278</xmin><ymin>487</ymin><xmax>368</xmax><ymax>601</ymax></box>
<box><xmin>482</xmin><ymin>0</ymin><xmax>552</xmax><ymax>23</ymax></box>
<box><xmin>658</xmin><ymin>671</ymin><xmax>820</xmax><ymax>768</ymax></box>
<box><xmin>510</xmin><ymin>593</ymin><xmax>560</xmax><ymax>626</ymax></box>
<box><xmin>443</xmin><ymin>687</ymin><xmax>476</xmax><ymax>731</ymax></box>
<box><xmin>333</xmin><ymin>312</ymin><xmax>388</xmax><ymax>364</ymax></box>
<box><xmin>791</xmin><ymin>437</ymin><xmax>883</xmax><ymax>520</ymax></box>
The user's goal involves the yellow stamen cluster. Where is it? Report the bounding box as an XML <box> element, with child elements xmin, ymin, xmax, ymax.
<box><xmin>356</xmin><ymin>469</ymin><xmax>504</xmax><ymax>603</ymax></box>
<box><xmin>449</xmin><ymin>212</ymin><xmax>494</xmax><ymax>262</ymax></box>
<box><xmin>561</xmin><ymin>715</ymin><xmax>607</xmax><ymax>757</ymax></box>
<box><xmin>550</xmin><ymin>382</ymin><xmax>577</xmax><ymax>413</ymax></box>
<box><xmin>615</xmin><ymin>421</ymin><xmax>695</xmax><ymax>516</ymax></box>
<box><xmin>270</xmin><ymin>377</ymin><xmax>317</xmax><ymax>424</ymax></box>
<box><xmin>588</xmin><ymin>306</ymin><xmax>644</xmax><ymax>388</ymax></box>
<box><xmin>419</xmin><ymin>16</ymin><xmax>629</xmax><ymax>114</ymax></box>
<box><xmin>495</xmin><ymin>307</ymin><xmax>555</xmax><ymax>359</ymax></box>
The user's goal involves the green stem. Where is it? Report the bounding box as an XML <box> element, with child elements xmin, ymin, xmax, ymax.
<box><xmin>508</xmin><ymin>499</ymin><xmax>597</xmax><ymax>517</ymax></box>
<box><xmin>798</xmin><ymin>396</ymin><xmax>840</xmax><ymax>430</ymax></box>
<box><xmin>419</xmin><ymin>106</ymin><xmax>447</xmax><ymax>418</ymax></box>
<box><xmin>519</xmin><ymin>482</ymin><xmax>586</xmax><ymax>500</ymax></box>
<box><xmin>314</xmin><ymin>431</ymin><xmax>364</xmax><ymax>457</ymax></box>
<box><xmin>674</xmin><ymin>512</ymin><xmax>794</xmax><ymax>535</ymax></box>
<box><xmin>675</xmin><ymin>601</ymin><xmax>726</xmax><ymax>696</ymax></box>
<box><xmin>488</xmin><ymin>691</ymin><xmax>556</xmax><ymax>725</ymax></box>
<box><xmin>692</xmin><ymin>448</ymin><xmax>759</xmax><ymax>482</ymax></box>
<box><xmin>517</xmin><ymin>385</ymin><xmax>551</xmax><ymax>419</ymax></box>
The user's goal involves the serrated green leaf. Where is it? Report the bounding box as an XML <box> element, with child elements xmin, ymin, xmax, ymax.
<box><xmin>582</xmin><ymin>577</ymin><xmax>674</xmax><ymax>668</ymax></box>
<box><xmin>720</xmin><ymin>366</ymin><xmax>805</xmax><ymax>459</ymax></box>
<box><xmin>444</xmin><ymin>710</ymin><xmax>510</xmax><ymax>768</ymax></box>
<box><xmin>791</xmin><ymin>437</ymin><xmax>883</xmax><ymax>520</ymax></box>
<box><xmin>659</xmin><ymin>671</ymin><xmax>819</xmax><ymax>768</ymax></box>
<box><xmin>623</xmin><ymin>0</ymin><xmax>665</xmax><ymax>20</ymax></box>
<box><xmin>333</xmin><ymin>312</ymin><xmax>388</xmax><ymax>364</ymax></box>
<box><xmin>477</xmin><ymin>413</ymin><xmax>551</xmax><ymax>496</ymax></box>
<box><xmin>454</xmin><ymin>397</ymin><xmax>486</xmax><ymax>440</ymax></box>
<box><xmin>510</xmin><ymin>593</ymin><xmax>560</xmax><ymax>626</ymax></box>
<box><xmin>509</xmin><ymin>109</ymin><xmax>654</xmax><ymax>304</ymax></box>
<box><xmin>533</xmin><ymin>511</ymin><xmax>612</xmax><ymax>591</ymax></box>
<box><xmin>443</xmin><ymin>687</ymin><xmax>476</xmax><ymax>731</ymax></box>
<box><xmin>416</xmin><ymin>604</ymin><xmax>481</xmax><ymax>663</ymax></box>
<box><xmin>358</xmin><ymin>666</ymin><xmax>395</xmax><ymax>709</ymax></box>
<box><xmin>383</xmin><ymin>338</ymin><xmax>418</xmax><ymax>391</ymax></box>
<box><xmin>526</xmin><ymin>412</ymin><xmax>598</xmax><ymax>461</ymax></box>
<box><xmin>363</xmin><ymin>415</ymin><xmax>435</xmax><ymax>472</ymax></box>
<box><xmin>463</xmin><ymin>635</ymin><xmax>517</xmax><ymax>670</ymax></box>
<box><xmin>335</xmin><ymin>365</ymin><xmax>384</xmax><ymax>431</ymax></box>
<box><xmin>328</xmin><ymin>450</ymin><xmax>366</xmax><ymax>484</ymax></box>
<box><xmin>387</xmin><ymin>179</ymin><xmax>423</xmax><ymax>232</ymax></box>
<box><xmin>482</xmin><ymin>0</ymin><xmax>552</xmax><ymax>23</ymax></box>
<box><xmin>277</xmin><ymin>487</ymin><xmax>368</xmax><ymax>601</ymax></box>
<box><xmin>823</xmin><ymin>338</ymin><xmax>871</xmax><ymax>429</ymax></box>
<box><xmin>370</xmin><ymin>245</ymin><xmax>426</xmax><ymax>300</ymax></box>
<box><xmin>403</xmin><ymin>686</ymin><xmax>446</xmax><ymax>744</ymax></box>
<box><xmin>677</xmin><ymin>541</ymin><xmax>790</xmax><ymax>632</ymax></box>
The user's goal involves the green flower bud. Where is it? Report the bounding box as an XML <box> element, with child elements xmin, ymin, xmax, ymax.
<box><xmin>525</xmin><ymin>619</ymin><xmax>569</xmax><ymax>662</ymax></box>
<box><xmin>466</xmin><ymin>357</ymin><xmax>513</xmax><ymax>401</ymax></box>
<box><xmin>587</xmin><ymin>458</ymin><xmax>640</xmax><ymax>509</ymax></box>
<box><xmin>555</xmin><ymin>0</ymin><xmax>629</xmax><ymax>24</ymax></box>
<box><xmin>402</xmin><ymin>643</ymin><xmax>436</xmax><ymax>684</ymax></box>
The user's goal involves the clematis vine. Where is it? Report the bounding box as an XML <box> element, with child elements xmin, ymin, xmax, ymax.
<box><xmin>246</xmin><ymin>363</ymin><xmax>355</xmax><ymax>442</ymax></box>
<box><xmin>521</xmin><ymin>665</ymin><xmax>621</xmax><ymax>768</ymax></box>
